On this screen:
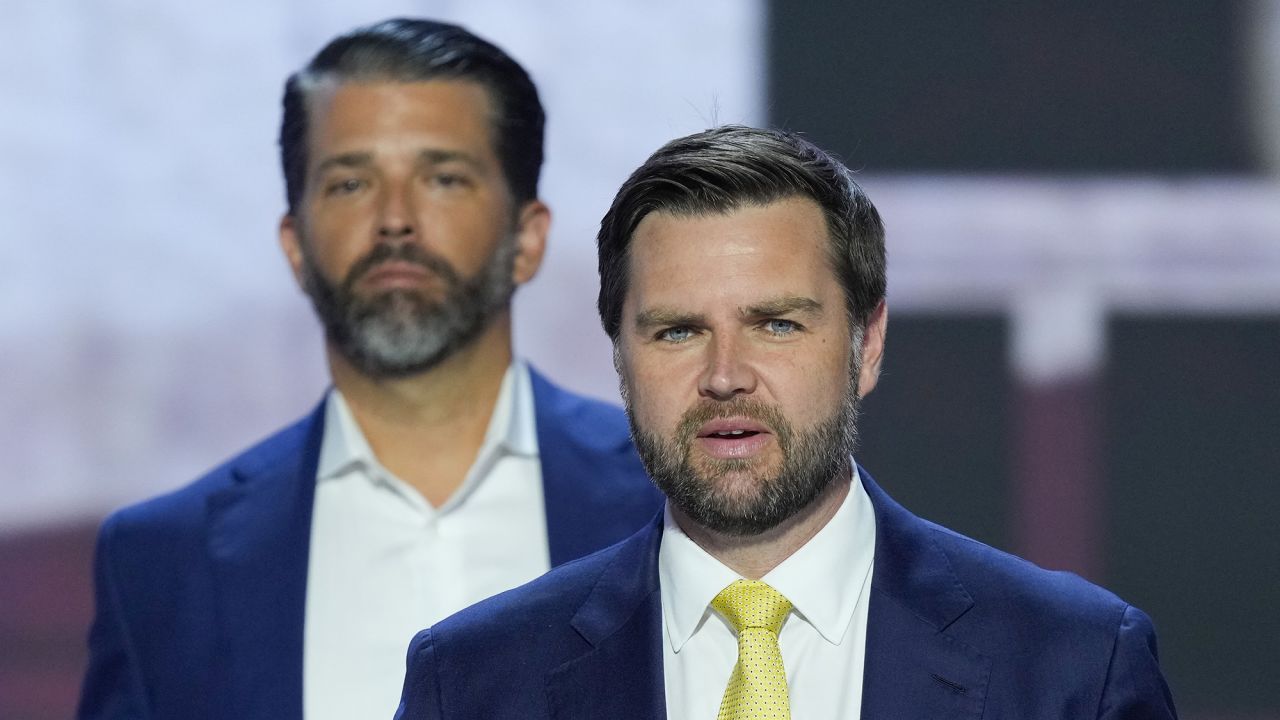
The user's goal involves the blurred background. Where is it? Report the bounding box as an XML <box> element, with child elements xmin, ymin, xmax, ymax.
<box><xmin>2</xmin><ymin>1</ymin><xmax>1277</xmax><ymax>718</ymax></box>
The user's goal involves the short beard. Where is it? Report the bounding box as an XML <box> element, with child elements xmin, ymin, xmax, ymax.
<box><xmin>625</xmin><ymin>349</ymin><xmax>863</xmax><ymax>537</ymax></box>
<box><xmin>299</xmin><ymin>238</ymin><xmax>517</xmax><ymax>379</ymax></box>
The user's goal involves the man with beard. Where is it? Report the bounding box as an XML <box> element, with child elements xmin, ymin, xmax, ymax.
<box><xmin>394</xmin><ymin>126</ymin><xmax>1178</xmax><ymax>719</ymax></box>
<box><xmin>78</xmin><ymin>19</ymin><xmax>660</xmax><ymax>720</ymax></box>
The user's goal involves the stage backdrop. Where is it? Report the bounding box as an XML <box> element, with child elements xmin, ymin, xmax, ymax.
<box><xmin>2</xmin><ymin>2</ymin><xmax>1278</xmax><ymax>719</ymax></box>
<box><xmin>0</xmin><ymin>0</ymin><xmax>764</xmax><ymax>532</ymax></box>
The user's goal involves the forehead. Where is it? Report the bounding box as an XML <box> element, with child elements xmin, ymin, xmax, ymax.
<box><xmin>304</xmin><ymin>78</ymin><xmax>498</xmax><ymax>157</ymax></box>
<box><xmin>625</xmin><ymin>197</ymin><xmax>837</xmax><ymax>310</ymax></box>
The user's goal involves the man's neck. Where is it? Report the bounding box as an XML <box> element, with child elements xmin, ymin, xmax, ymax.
<box><xmin>327</xmin><ymin>315</ymin><xmax>515</xmax><ymax>507</ymax></box>
<box><xmin>674</xmin><ymin>472</ymin><xmax>852</xmax><ymax>580</ymax></box>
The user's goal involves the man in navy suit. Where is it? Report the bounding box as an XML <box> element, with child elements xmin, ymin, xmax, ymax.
<box><xmin>78</xmin><ymin>19</ymin><xmax>660</xmax><ymax>720</ymax></box>
<box><xmin>396</xmin><ymin>126</ymin><xmax>1178</xmax><ymax>719</ymax></box>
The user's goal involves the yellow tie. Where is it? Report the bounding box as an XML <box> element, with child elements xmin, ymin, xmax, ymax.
<box><xmin>711</xmin><ymin>579</ymin><xmax>793</xmax><ymax>720</ymax></box>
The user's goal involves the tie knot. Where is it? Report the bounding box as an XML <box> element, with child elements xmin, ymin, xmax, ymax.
<box><xmin>711</xmin><ymin>579</ymin><xmax>792</xmax><ymax>634</ymax></box>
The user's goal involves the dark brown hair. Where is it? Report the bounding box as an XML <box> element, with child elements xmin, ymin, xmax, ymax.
<box><xmin>596</xmin><ymin>125</ymin><xmax>886</xmax><ymax>341</ymax></box>
<box><xmin>279</xmin><ymin>18</ymin><xmax>544</xmax><ymax>214</ymax></box>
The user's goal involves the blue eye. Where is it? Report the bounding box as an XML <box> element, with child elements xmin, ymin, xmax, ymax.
<box><xmin>765</xmin><ymin>319</ymin><xmax>799</xmax><ymax>335</ymax></box>
<box><xmin>658</xmin><ymin>327</ymin><xmax>695</xmax><ymax>343</ymax></box>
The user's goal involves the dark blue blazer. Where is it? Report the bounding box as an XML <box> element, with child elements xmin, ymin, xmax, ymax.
<box><xmin>78</xmin><ymin>369</ymin><xmax>662</xmax><ymax>720</ymax></box>
<box><xmin>397</xmin><ymin>469</ymin><xmax>1177</xmax><ymax>719</ymax></box>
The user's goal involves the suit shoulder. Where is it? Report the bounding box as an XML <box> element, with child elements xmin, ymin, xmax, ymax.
<box><xmin>914</xmin><ymin>520</ymin><xmax>1174</xmax><ymax>714</ymax></box>
<box><xmin>927</xmin><ymin>521</ymin><xmax>1132</xmax><ymax>635</ymax></box>
<box><xmin>400</xmin><ymin>537</ymin><xmax>644</xmax><ymax>718</ymax></box>
<box><xmin>100</xmin><ymin>411</ymin><xmax>318</xmax><ymax>546</ymax></box>
<box><xmin>399</xmin><ymin>546</ymin><xmax>626</xmax><ymax>718</ymax></box>
<box><xmin>528</xmin><ymin>368</ymin><xmax>631</xmax><ymax>442</ymax></box>
<box><xmin>436</xmin><ymin>539</ymin><xmax>624</xmax><ymax>643</ymax></box>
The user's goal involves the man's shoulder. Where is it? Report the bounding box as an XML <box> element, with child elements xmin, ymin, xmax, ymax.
<box><xmin>446</xmin><ymin>545</ymin><xmax>616</xmax><ymax>639</ymax></box>
<box><xmin>424</xmin><ymin>517</ymin><xmax>658</xmax><ymax>656</ymax></box>
<box><xmin>100</xmin><ymin>407</ymin><xmax>322</xmax><ymax>546</ymax></box>
<box><xmin>865</xmin><ymin>469</ymin><xmax>1145</xmax><ymax>656</ymax></box>
<box><xmin>929</xmin><ymin>520</ymin><xmax>1131</xmax><ymax>628</ymax></box>
<box><xmin>397</xmin><ymin>537</ymin><xmax>641</xmax><ymax>718</ymax></box>
<box><xmin>907</xmin><ymin>513</ymin><xmax>1157</xmax><ymax>682</ymax></box>
<box><xmin>871</xmin><ymin>501</ymin><xmax>1174</xmax><ymax>715</ymax></box>
<box><xmin>526</xmin><ymin>367</ymin><xmax>660</xmax><ymax>531</ymax></box>
<box><xmin>407</xmin><ymin>530</ymin><xmax>632</xmax><ymax>681</ymax></box>
<box><xmin>527</xmin><ymin>366</ymin><xmax>631</xmax><ymax>448</ymax></box>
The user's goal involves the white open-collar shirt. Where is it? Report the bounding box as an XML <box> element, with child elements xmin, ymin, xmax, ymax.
<box><xmin>303</xmin><ymin>361</ymin><xmax>549</xmax><ymax>720</ymax></box>
<box><xmin>659</xmin><ymin>465</ymin><xmax>877</xmax><ymax>720</ymax></box>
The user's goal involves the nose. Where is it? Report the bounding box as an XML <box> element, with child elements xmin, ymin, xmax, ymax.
<box><xmin>698</xmin><ymin>333</ymin><xmax>758</xmax><ymax>401</ymax></box>
<box><xmin>376</xmin><ymin>181</ymin><xmax>415</xmax><ymax>241</ymax></box>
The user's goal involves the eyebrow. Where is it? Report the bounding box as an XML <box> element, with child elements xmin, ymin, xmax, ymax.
<box><xmin>634</xmin><ymin>308</ymin><xmax>706</xmax><ymax>332</ymax></box>
<box><xmin>313</xmin><ymin>151</ymin><xmax>373</xmax><ymax>176</ymax></box>
<box><xmin>632</xmin><ymin>296</ymin><xmax>824</xmax><ymax>331</ymax></box>
<box><xmin>312</xmin><ymin>149</ymin><xmax>485</xmax><ymax>177</ymax></box>
<box><xmin>743</xmin><ymin>295</ymin><xmax>824</xmax><ymax>319</ymax></box>
<box><xmin>417</xmin><ymin>148</ymin><xmax>485</xmax><ymax>171</ymax></box>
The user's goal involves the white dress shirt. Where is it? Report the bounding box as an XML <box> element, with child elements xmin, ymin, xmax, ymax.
<box><xmin>659</xmin><ymin>465</ymin><xmax>876</xmax><ymax>720</ymax></box>
<box><xmin>302</xmin><ymin>362</ymin><xmax>550</xmax><ymax>720</ymax></box>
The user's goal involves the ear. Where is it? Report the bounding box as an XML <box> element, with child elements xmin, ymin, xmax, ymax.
<box><xmin>511</xmin><ymin>200</ymin><xmax>550</xmax><ymax>286</ymax></box>
<box><xmin>278</xmin><ymin>214</ymin><xmax>307</xmax><ymax>289</ymax></box>
<box><xmin>856</xmin><ymin>300</ymin><xmax>888</xmax><ymax>398</ymax></box>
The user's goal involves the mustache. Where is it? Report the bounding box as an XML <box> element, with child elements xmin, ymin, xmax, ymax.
<box><xmin>674</xmin><ymin>396</ymin><xmax>791</xmax><ymax>444</ymax></box>
<box><xmin>342</xmin><ymin>243</ymin><xmax>461</xmax><ymax>292</ymax></box>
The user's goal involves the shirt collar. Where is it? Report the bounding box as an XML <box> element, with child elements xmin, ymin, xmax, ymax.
<box><xmin>491</xmin><ymin>359</ymin><xmax>538</xmax><ymax>458</ymax></box>
<box><xmin>658</xmin><ymin>462</ymin><xmax>876</xmax><ymax>652</ymax></box>
<box><xmin>762</xmin><ymin>464</ymin><xmax>876</xmax><ymax>645</ymax></box>
<box><xmin>659</xmin><ymin>504</ymin><xmax>741</xmax><ymax>654</ymax></box>
<box><xmin>315</xmin><ymin>360</ymin><xmax>538</xmax><ymax>488</ymax></box>
<box><xmin>316</xmin><ymin>388</ymin><xmax>379</xmax><ymax>482</ymax></box>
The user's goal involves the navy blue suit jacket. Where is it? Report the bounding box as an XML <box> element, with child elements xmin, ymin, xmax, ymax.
<box><xmin>396</xmin><ymin>469</ymin><xmax>1177</xmax><ymax>719</ymax></box>
<box><xmin>78</xmin><ymin>368</ymin><xmax>662</xmax><ymax>720</ymax></box>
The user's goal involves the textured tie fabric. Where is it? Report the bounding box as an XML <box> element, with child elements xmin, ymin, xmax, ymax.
<box><xmin>711</xmin><ymin>579</ymin><xmax>793</xmax><ymax>719</ymax></box>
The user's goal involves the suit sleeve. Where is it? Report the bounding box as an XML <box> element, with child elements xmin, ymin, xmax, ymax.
<box><xmin>1096</xmin><ymin>605</ymin><xmax>1179</xmax><ymax>719</ymax></box>
<box><xmin>395</xmin><ymin>628</ymin><xmax>445</xmax><ymax>720</ymax></box>
<box><xmin>77</xmin><ymin>515</ymin><xmax>150</xmax><ymax>719</ymax></box>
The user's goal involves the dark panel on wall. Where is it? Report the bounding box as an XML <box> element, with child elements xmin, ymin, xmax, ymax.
<box><xmin>767</xmin><ymin>1</ymin><xmax>1256</xmax><ymax>173</ymax></box>
<box><xmin>1105</xmin><ymin>316</ymin><xmax>1280</xmax><ymax>713</ymax></box>
<box><xmin>0</xmin><ymin>524</ymin><xmax>96</xmax><ymax>720</ymax></box>
<box><xmin>857</xmin><ymin>314</ymin><xmax>1011</xmax><ymax>552</ymax></box>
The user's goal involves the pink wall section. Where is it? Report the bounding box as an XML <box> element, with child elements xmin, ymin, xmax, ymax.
<box><xmin>0</xmin><ymin>526</ymin><xmax>96</xmax><ymax>719</ymax></box>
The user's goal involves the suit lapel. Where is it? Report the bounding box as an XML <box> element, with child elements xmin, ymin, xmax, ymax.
<box><xmin>859</xmin><ymin>469</ymin><xmax>991</xmax><ymax>719</ymax></box>
<box><xmin>545</xmin><ymin>518</ymin><xmax>667</xmax><ymax>720</ymax></box>
<box><xmin>205</xmin><ymin>402</ymin><xmax>325</xmax><ymax>719</ymax></box>
<box><xmin>530</xmin><ymin>366</ymin><xmax>660</xmax><ymax>567</ymax></box>
<box><xmin>539</xmin><ymin>462</ymin><xmax>991</xmax><ymax>719</ymax></box>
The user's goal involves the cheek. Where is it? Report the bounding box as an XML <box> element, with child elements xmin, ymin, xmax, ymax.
<box><xmin>312</xmin><ymin>241</ymin><xmax>362</xmax><ymax>281</ymax></box>
<box><xmin>622</xmin><ymin>352</ymin><xmax>689</xmax><ymax>433</ymax></box>
<box><xmin>771</xmin><ymin>349</ymin><xmax>852</xmax><ymax>421</ymax></box>
<box><xmin>303</xmin><ymin>215</ymin><xmax>364</xmax><ymax>268</ymax></box>
<box><xmin>425</xmin><ymin>204</ymin><xmax>509</xmax><ymax>265</ymax></box>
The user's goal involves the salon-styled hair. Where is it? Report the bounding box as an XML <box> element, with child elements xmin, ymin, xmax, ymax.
<box><xmin>279</xmin><ymin>18</ymin><xmax>544</xmax><ymax>213</ymax></box>
<box><xmin>596</xmin><ymin>125</ymin><xmax>886</xmax><ymax>341</ymax></box>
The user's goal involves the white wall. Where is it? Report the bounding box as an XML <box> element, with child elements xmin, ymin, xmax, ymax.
<box><xmin>0</xmin><ymin>0</ymin><xmax>764</xmax><ymax>529</ymax></box>
<box><xmin>5</xmin><ymin>1</ymin><xmax>1278</xmax><ymax>532</ymax></box>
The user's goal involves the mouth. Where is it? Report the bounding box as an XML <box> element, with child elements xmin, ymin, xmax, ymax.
<box><xmin>360</xmin><ymin>261</ymin><xmax>436</xmax><ymax>290</ymax></box>
<box><xmin>694</xmin><ymin>417</ymin><xmax>774</xmax><ymax>459</ymax></box>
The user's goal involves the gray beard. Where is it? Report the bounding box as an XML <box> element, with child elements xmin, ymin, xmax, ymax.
<box><xmin>299</xmin><ymin>238</ymin><xmax>517</xmax><ymax>379</ymax></box>
<box><xmin>625</xmin><ymin>351</ymin><xmax>862</xmax><ymax>537</ymax></box>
